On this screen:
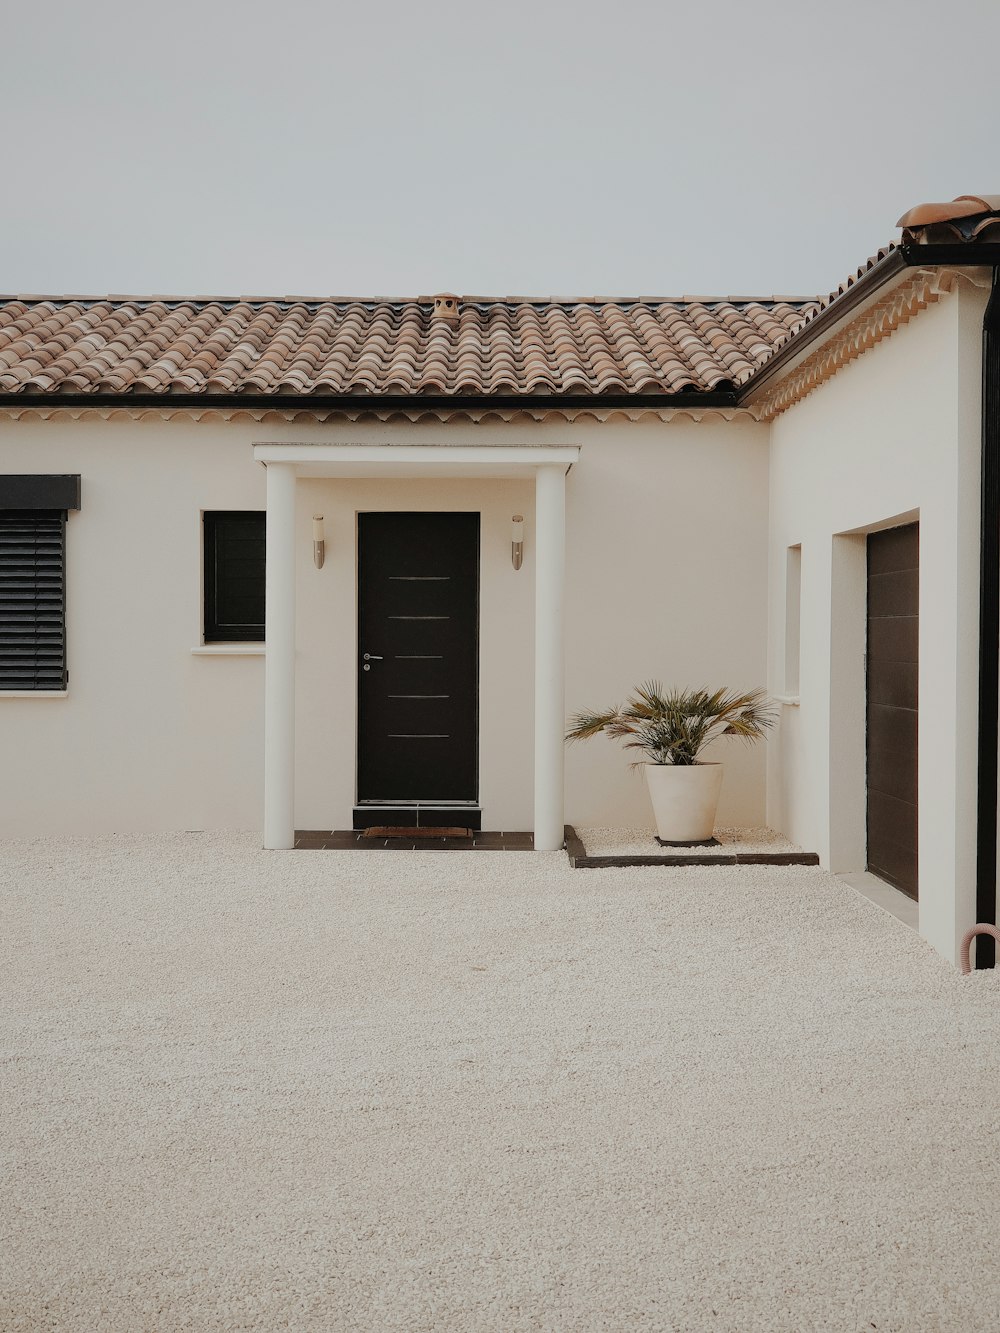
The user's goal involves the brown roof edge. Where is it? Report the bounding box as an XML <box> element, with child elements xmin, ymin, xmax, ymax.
<box><xmin>738</xmin><ymin>244</ymin><xmax>1000</xmax><ymax>404</ymax></box>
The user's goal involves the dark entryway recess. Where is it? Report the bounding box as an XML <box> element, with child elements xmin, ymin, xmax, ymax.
<box><xmin>866</xmin><ymin>522</ymin><xmax>919</xmax><ymax>899</ymax></box>
<box><xmin>356</xmin><ymin>512</ymin><xmax>479</xmax><ymax>816</ymax></box>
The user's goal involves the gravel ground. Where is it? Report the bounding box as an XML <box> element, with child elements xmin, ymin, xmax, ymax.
<box><xmin>2</xmin><ymin>833</ymin><xmax>999</xmax><ymax>1333</ymax></box>
<box><xmin>577</xmin><ymin>826</ymin><xmax>803</xmax><ymax>856</ymax></box>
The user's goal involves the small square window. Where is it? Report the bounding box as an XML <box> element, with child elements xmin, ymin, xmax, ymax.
<box><xmin>203</xmin><ymin>511</ymin><xmax>265</xmax><ymax>643</ymax></box>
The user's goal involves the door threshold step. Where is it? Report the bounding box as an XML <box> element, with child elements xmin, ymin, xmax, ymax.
<box><xmin>294</xmin><ymin>829</ymin><xmax>533</xmax><ymax>850</ymax></box>
<box><xmin>362</xmin><ymin>825</ymin><xmax>473</xmax><ymax>840</ymax></box>
<box><xmin>353</xmin><ymin>806</ymin><xmax>482</xmax><ymax>831</ymax></box>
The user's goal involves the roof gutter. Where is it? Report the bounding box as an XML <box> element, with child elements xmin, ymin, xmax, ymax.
<box><xmin>0</xmin><ymin>389</ymin><xmax>740</xmax><ymax>416</ymax></box>
<box><xmin>736</xmin><ymin>249</ymin><xmax>910</xmax><ymax>403</ymax></box>
<box><xmin>737</xmin><ymin>243</ymin><xmax>1000</xmax><ymax>407</ymax></box>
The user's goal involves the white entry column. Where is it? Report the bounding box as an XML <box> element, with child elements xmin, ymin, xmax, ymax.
<box><xmin>534</xmin><ymin>463</ymin><xmax>567</xmax><ymax>851</ymax></box>
<box><xmin>264</xmin><ymin>461</ymin><xmax>297</xmax><ymax>849</ymax></box>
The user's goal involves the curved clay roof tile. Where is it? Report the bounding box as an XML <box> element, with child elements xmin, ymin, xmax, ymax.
<box><xmin>0</xmin><ymin>293</ymin><xmax>825</xmax><ymax>401</ymax></box>
<box><xmin>897</xmin><ymin>194</ymin><xmax>1000</xmax><ymax>228</ymax></box>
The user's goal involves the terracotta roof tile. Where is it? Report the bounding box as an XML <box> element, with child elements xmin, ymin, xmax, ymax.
<box><xmin>0</xmin><ymin>294</ymin><xmax>818</xmax><ymax>400</ymax></box>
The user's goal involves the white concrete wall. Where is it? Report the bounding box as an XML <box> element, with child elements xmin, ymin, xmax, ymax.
<box><xmin>0</xmin><ymin>412</ymin><xmax>772</xmax><ymax>837</ymax></box>
<box><xmin>0</xmin><ymin>420</ymin><xmax>267</xmax><ymax>834</ymax></box>
<box><xmin>564</xmin><ymin>421</ymin><xmax>771</xmax><ymax>830</ymax></box>
<box><xmin>766</xmin><ymin>280</ymin><xmax>990</xmax><ymax>964</ymax></box>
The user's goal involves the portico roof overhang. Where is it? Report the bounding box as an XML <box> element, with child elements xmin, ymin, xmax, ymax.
<box><xmin>251</xmin><ymin>442</ymin><xmax>580</xmax><ymax>477</ymax></box>
<box><xmin>255</xmin><ymin>441</ymin><xmax>579</xmax><ymax>855</ymax></box>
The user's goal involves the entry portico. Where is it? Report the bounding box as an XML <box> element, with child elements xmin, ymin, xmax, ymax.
<box><xmin>254</xmin><ymin>442</ymin><xmax>579</xmax><ymax>852</ymax></box>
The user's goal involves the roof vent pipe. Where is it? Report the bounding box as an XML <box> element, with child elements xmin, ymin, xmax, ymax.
<box><xmin>432</xmin><ymin>294</ymin><xmax>460</xmax><ymax>325</ymax></box>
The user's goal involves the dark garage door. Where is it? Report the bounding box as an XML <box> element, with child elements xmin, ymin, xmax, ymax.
<box><xmin>866</xmin><ymin>522</ymin><xmax>919</xmax><ymax>898</ymax></box>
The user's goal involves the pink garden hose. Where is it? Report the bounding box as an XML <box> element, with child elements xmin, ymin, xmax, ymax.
<box><xmin>959</xmin><ymin>924</ymin><xmax>1000</xmax><ymax>974</ymax></box>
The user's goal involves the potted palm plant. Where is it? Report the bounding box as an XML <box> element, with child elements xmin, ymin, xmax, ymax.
<box><xmin>565</xmin><ymin>683</ymin><xmax>776</xmax><ymax>844</ymax></box>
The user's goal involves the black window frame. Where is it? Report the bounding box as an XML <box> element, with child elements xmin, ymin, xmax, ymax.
<box><xmin>203</xmin><ymin>510</ymin><xmax>266</xmax><ymax>643</ymax></box>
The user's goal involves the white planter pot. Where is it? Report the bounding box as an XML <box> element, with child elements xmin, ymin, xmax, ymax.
<box><xmin>643</xmin><ymin>762</ymin><xmax>724</xmax><ymax>843</ymax></box>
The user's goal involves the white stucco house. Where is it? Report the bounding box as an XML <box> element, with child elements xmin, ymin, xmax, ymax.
<box><xmin>2</xmin><ymin>194</ymin><xmax>999</xmax><ymax>968</ymax></box>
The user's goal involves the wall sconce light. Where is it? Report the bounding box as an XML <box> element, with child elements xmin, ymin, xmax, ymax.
<box><xmin>313</xmin><ymin>515</ymin><xmax>325</xmax><ymax>569</ymax></box>
<box><xmin>511</xmin><ymin>514</ymin><xmax>524</xmax><ymax>570</ymax></box>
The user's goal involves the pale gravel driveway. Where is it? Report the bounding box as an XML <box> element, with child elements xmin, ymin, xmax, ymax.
<box><xmin>2</xmin><ymin>833</ymin><xmax>999</xmax><ymax>1332</ymax></box>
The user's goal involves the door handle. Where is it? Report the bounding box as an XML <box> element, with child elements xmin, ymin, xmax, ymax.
<box><xmin>363</xmin><ymin>653</ymin><xmax>383</xmax><ymax>661</ymax></box>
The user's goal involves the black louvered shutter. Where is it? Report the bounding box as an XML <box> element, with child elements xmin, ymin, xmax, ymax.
<box><xmin>203</xmin><ymin>511</ymin><xmax>266</xmax><ymax>642</ymax></box>
<box><xmin>0</xmin><ymin>511</ymin><xmax>67</xmax><ymax>690</ymax></box>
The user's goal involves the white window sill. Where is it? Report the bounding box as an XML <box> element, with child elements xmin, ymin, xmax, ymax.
<box><xmin>191</xmin><ymin>645</ymin><xmax>266</xmax><ymax>657</ymax></box>
<box><xmin>775</xmin><ymin>694</ymin><xmax>800</xmax><ymax>706</ymax></box>
<box><xmin>0</xmin><ymin>690</ymin><xmax>69</xmax><ymax>698</ymax></box>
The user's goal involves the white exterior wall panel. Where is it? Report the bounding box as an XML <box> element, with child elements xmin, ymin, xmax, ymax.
<box><xmin>767</xmin><ymin>281</ymin><xmax>990</xmax><ymax>963</ymax></box>
<box><xmin>0</xmin><ymin>415</ymin><xmax>771</xmax><ymax>837</ymax></box>
<box><xmin>564</xmin><ymin>421</ymin><xmax>771</xmax><ymax>830</ymax></box>
<box><xmin>0</xmin><ymin>422</ymin><xmax>267</xmax><ymax>834</ymax></box>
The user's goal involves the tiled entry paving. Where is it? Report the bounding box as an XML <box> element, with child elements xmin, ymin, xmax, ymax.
<box><xmin>293</xmin><ymin>826</ymin><xmax>820</xmax><ymax>864</ymax></box>
<box><xmin>294</xmin><ymin>829</ymin><xmax>534</xmax><ymax>851</ymax></box>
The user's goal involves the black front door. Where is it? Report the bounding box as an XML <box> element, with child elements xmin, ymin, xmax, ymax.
<box><xmin>357</xmin><ymin>512</ymin><xmax>479</xmax><ymax>804</ymax></box>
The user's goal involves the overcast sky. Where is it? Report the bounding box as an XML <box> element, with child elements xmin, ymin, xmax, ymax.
<box><xmin>5</xmin><ymin>0</ymin><xmax>999</xmax><ymax>301</ymax></box>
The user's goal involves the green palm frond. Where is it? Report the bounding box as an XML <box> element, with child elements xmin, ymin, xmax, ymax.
<box><xmin>566</xmin><ymin>682</ymin><xmax>775</xmax><ymax>766</ymax></box>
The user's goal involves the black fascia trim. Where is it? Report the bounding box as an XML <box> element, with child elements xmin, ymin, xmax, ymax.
<box><xmin>976</xmin><ymin>271</ymin><xmax>1000</xmax><ymax>968</ymax></box>
<box><xmin>737</xmin><ymin>250</ymin><xmax>909</xmax><ymax>402</ymax></box>
<box><xmin>740</xmin><ymin>245</ymin><xmax>1000</xmax><ymax>405</ymax></box>
<box><xmin>898</xmin><ymin>243</ymin><xmax>1000</xmax><ymax>267</ymax></box>
<box><xmin>0</xmin><ymin>474</ymin><xmax>81</xmax><ymax>510</ymax></box>
<box><xmin>0</xmin><ymin>389</ymin><xmax>740</xmax><ymax>414</ymax></box>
